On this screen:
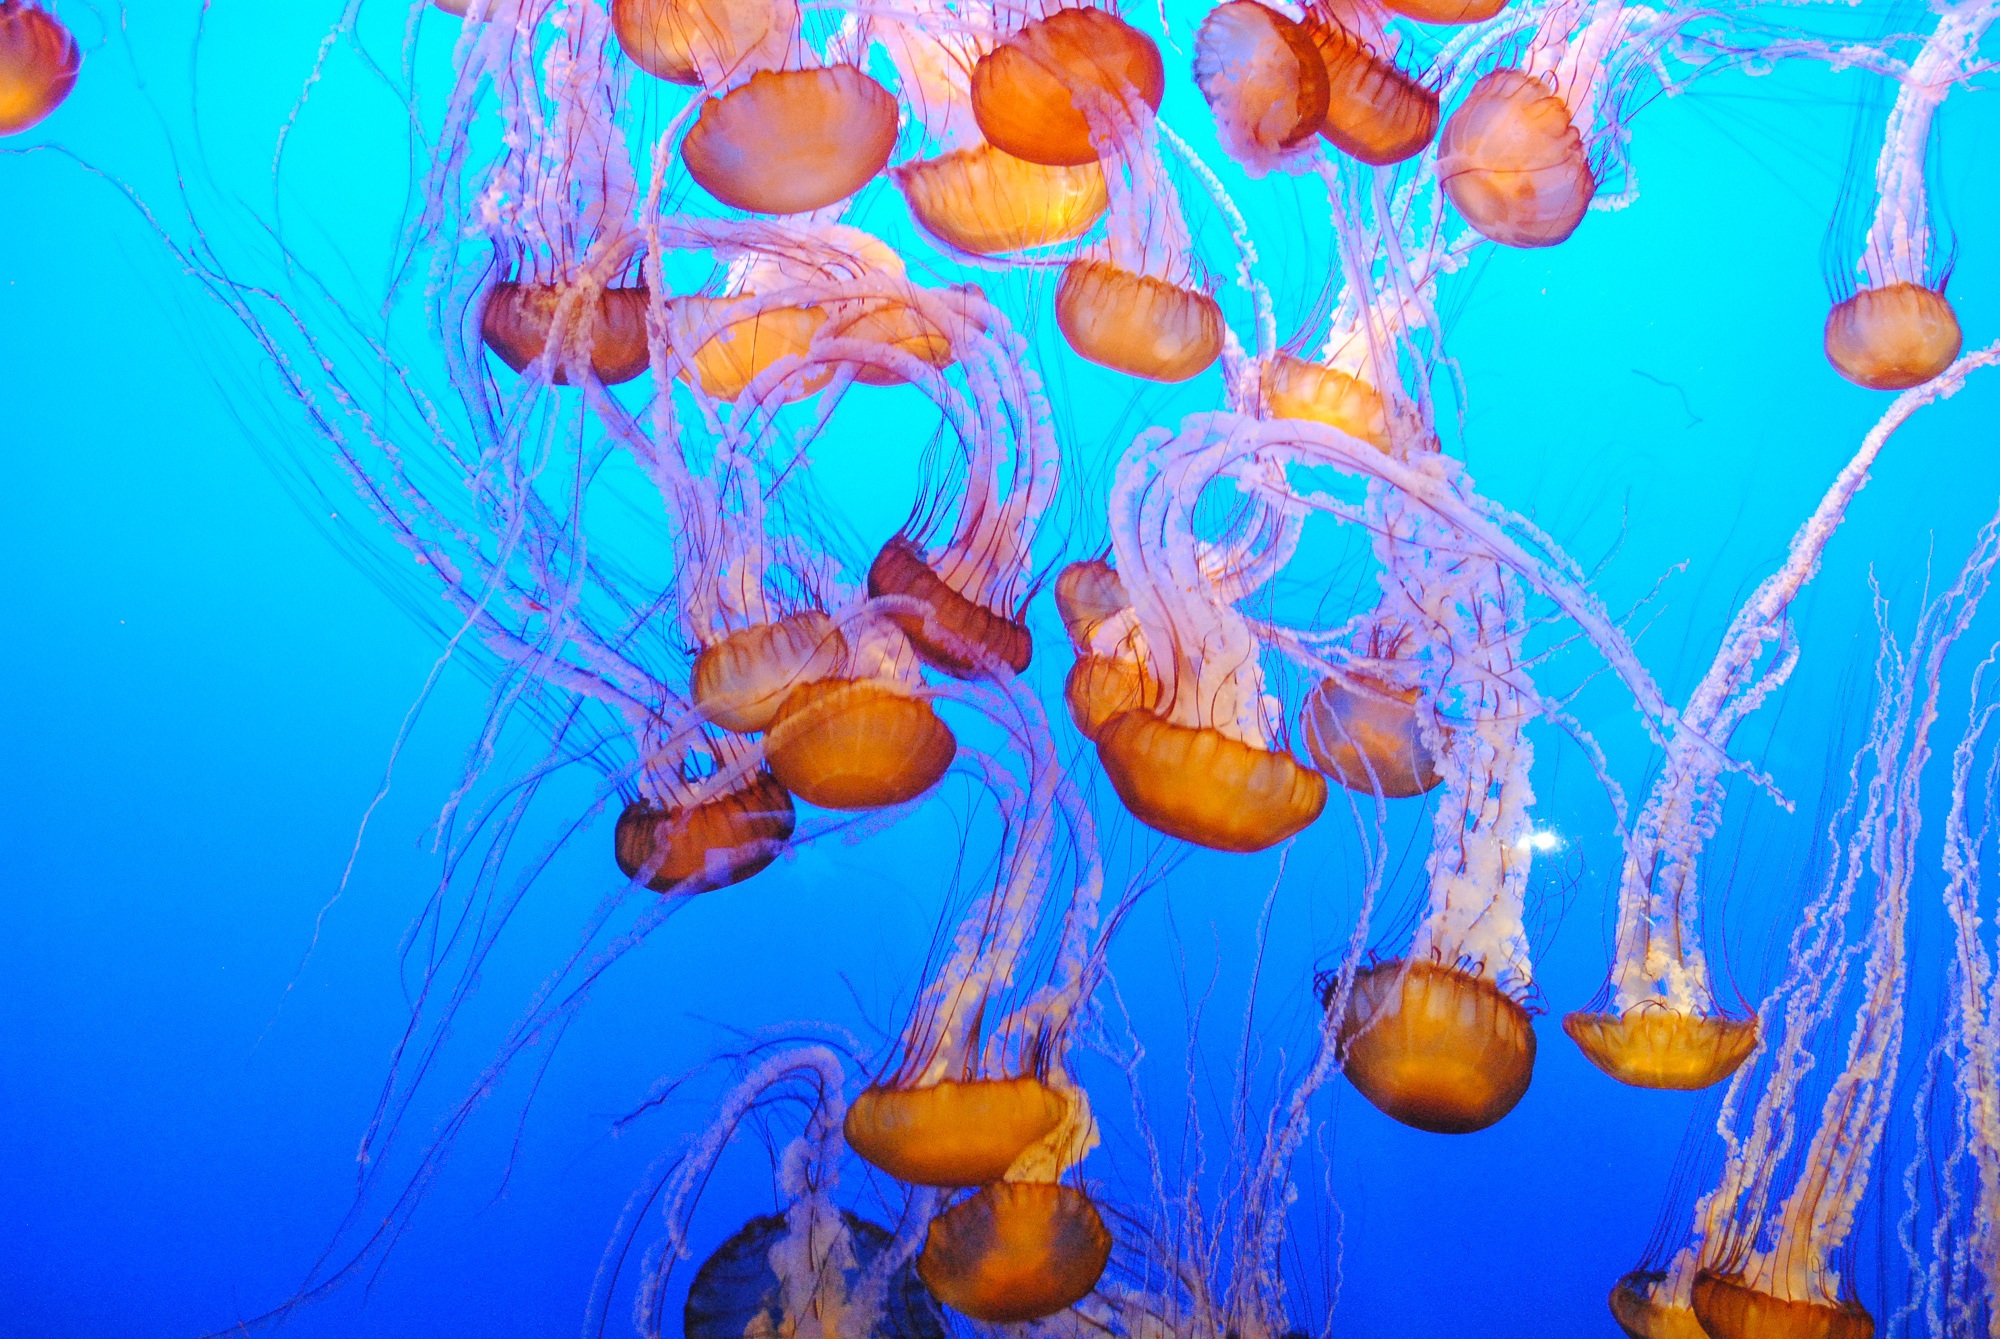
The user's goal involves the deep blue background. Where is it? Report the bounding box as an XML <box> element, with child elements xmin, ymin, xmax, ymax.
<box><xmin>4</xmin><ymin>3</ymin><xmax>1999</xmax><ymax>1335</ymax></box>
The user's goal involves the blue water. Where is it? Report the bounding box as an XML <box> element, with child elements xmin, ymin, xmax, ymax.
<box><xmin>3</xmin><ymin>3</ymin><xmax>1998</xmax><ymax>1336</ymax></box>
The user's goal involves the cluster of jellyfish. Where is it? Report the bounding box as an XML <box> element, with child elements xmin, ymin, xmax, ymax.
<box><xmin>12</xmin><ymin>0</ymin><xmax>2000</xmax><ymax>1331</ymax></box>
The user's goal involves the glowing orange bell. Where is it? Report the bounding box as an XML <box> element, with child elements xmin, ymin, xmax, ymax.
<box><xmin>1563</xmin><ymin>1008</ymin><xmax>1758</xmax><ymax>1091</ymax></box>
<box><xmin>1691</xmin><ymin>1271</ymin><xmax>1875</xmax><ymax>1339</ymax></box>
<box><xmin>1823</xmin><ymin>283</ymin><xmax>1962</xmax><ymax>390</ymax></box>
<box><xmin>0</xmin><ymin>2</ymin><xmax>80</xmax><ymax>137</ymax></box>
<box><xmin>868</xmin><ymin>538</ymin><xmax>1031</xmax><ymax>679</ymax></box>
<box><xmin>481</xmin><ymin>283</ymin><xmax>652</xmax><ymax>386</ymax></box>
<box><xmin>1055</xmin><ymin>260</ymin><xmax>1223</xmax><ymax>383</ymax></box>
<box><xmin>1096</xmin><ymin>711</ymin><xmax>1326</xmax><ymax>851</ymax></box>
<box><xmin>969</xmin><ymin>8</ymin><xmax>1165</xmax><ymax>167</ymax></box>
<box><xmin>763</xmin><ymin>679</ymin><xmax>956</xmax><ymax>810</ymax></box>
<box><xmin>844</xmin><ymin>1078</ymin><xmax>1067</xmax><ymax>1186</ymax></box>
<box><xmin>613</xmin><ymin>773</ymin><xmax>795</xmax><ymax>893</ymax></box>
<box><xmin>1336</xmin><ymin>959</ymin><xmax>1535</xmax><ymax>1133</ymax></box>
<box><xmin>681</xmin><ymin>66</ymin><xmax>898</xmax><ymax>214</ymax></box>
<box><xmin>917</xmin><ymin>1182</ymin><xmax>1112</xmax><ymax>1323</ymax></box>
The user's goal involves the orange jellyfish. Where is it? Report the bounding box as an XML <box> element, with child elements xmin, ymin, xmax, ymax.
<box><xmin>1820</xmin><ymin>1</ymin><xmax>1984</xmax><ymax>390</ymax></box>
<box><xmin>1377</xmin><ymin>0</ymin><xmax>1508</xmax><ymax>25</ymax></box>
<box><xmin>1436</xmin><ymin>68</ymin><xmax>1595</xmax><ymax>247</ymax></box>
<box><xmin>1095</xmin><ymin>421</ymin><xmax>1326</xmax><ymax>851</ymax></box>
<box><xmin>1192</xmin><ymin>1</ymin><xmax>1329</xmax><ymax>169</ymax></box>
<box><xmin>869</xmin><ymin>536</ymin><xmax>1033</xmax><ymax>679</ymax></box>
<box><xmin>615</xmin><ymin>765</ymin><xmax>796</xmax><ymax>893</ymax></box>
<box><xmin>917</xmin><ymin>1182</ymin><xmax>1113</xmax><ymax>1322</ymax></box>
<box><xmin>761</xmin><ymin>668</ymin><xmax>956</xmax><ymax>811</ymax></box>
<box><xmin>691</xmin><ymin>609</ymin><xmax>847</xmax><ymax>733</ymax></box>
<box><xmin>1054</xmin><ymin>558</ymin><xmax>1160</xmax><ymax>740</ymax></box>
<box><xmin>1262</xmin><ymin>351</ymin><xmax>1393</xmax><ymax>453</ymax></box>
<box><xmin>969</xmin><ymin>6</ymin><xmax>1164</xmax><ymax>167</ymax></box>
<box><xmin>681</xmin><ymin>65</ymin><xmax>898</xmax><ymax>215</ymax></box>
<box><xmin>481</xmin><ymin>280</ymin><xmax>653</xmax><ymax>386</ymax></box>
<box><xmin>1046</xmin><ymin>64</ymin><xmax>1224</xmax><ymax>382</ymax></box>
<box><xmin>1565</xmin><ymin>361</ymin><xmax>2000</xmax><ymax>1090</ymax></box>
<box><xmin>1302</xmin><ymin>661</ymin><xmax>1443</xmax><ymax>800</ymax></box>
<box><xmin>1300</xmin><ymin>8</ymin><xmax>1439</xmax><ymax>166</ymax></box>
<box><xmin>0</xmin><ymin>1</ymin><xmax>79</xmax><ymax>137</ymax></box>
<box><xmin>1335</xmin><ymin>959</ymin><xmax>1535</xmax><ymax>1132</ymax></box>
<box><xmin>879</xmin><ymin>14</ymin><xmax>1111</xmax><ymax>257</ymax></box>
<box><xmin>611</xmin><ymin>0</ymin><xmax>798</xmax><ymax>88</ymax></box>
<box><xmin>1616</xmin><ymin>549</ymin><xmax>2000</xmax><ymax>1339</ymax></box>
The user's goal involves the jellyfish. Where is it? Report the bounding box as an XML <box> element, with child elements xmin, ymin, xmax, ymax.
<box><xmin>1821</xmin><ymin>0</ymin><xmax>1991</xmax><ymax>390</ymax></box>
<box><xmin>1301</xmin><ymin>6</ymin><xmax>1438</xmax><ymax>167</ymax></box>
<box><xmin>877</xmin><ymin>11</ymin><xmax>1112</xmax><ymax>257</ymax></box>
<box><xmin>1093</xmin><ymin>421</ymin><xmax>1327</xmax><ymax>852</ymax></box>
<box><xmin>0</xmin><ymin>1</ymin><xmax>79</xmax><ymax>136</ymax></box>
<box><xmin>614</xmin><ymin>737</ymin><xmax>796</xmax><ymax>893</ymax></box>
<box><xmin>1192</xmin><ymin>1</ymin><xmax>1331</xmax><ymax>170</ymax></box>
<box><xmin>842</xmin><ymin>685</ymin><xmax>1116</xmax><ymax>1324</ymax></box>
<box><xmin>1434</xmin><ymin>0</ymin><xmax>1667</xmax><ymax>248</ymax></box>
<box><xmin>1569</xmin><ymin>346</ymin><xmax>2000</xmax><ymax>1091</ymax></box>
<box><xmin>1059</xmin><ymin>88</ymin><xmax>1227</xmax><ymax>383</ymax></box>
<box><xmin>968</xmin><ymin>5</ymin><xmax>1165</xmax><ymax>167</ymax></box>
<box><xmin>1609</xmin><ymin>523</ymin><xmax>2000</xmax><ymax>1339</ymax></box>
<box><xmin>611</xmin><ymin>0</ymin><xmax>799</xmax><ymax>88</ymax></box>
<box><xmin>680</xmin><ymin>65</ymin><xmax>899</xmax><ymax>214</ymax></box>
<box><xmin>1054</xmin><ymin>557</ymin><xmax>1161</xmax><ymax>740</ymax></box>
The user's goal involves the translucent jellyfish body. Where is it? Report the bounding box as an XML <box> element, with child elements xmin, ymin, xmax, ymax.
<box><xmin>671</xmin><ymin>296</ymin><xmax>831</xmax><ymax>403</ymax></box>
<box><xmin>480</xmin><ymin>282</ymin><xmax>652</xmax><ymax>386</ymax></box>
<box><xmin>969</xmin><ymin>7</ymin><xmax>1165</xmax><ymax>167</ymax></box>
<box><xmin>1303</xmin><ymin>15</ymin><xmax>1438</xmax><ymax>165</ymax></box>
<box><xmin>845</xmin><ymin>1077</ymin><xmax>1067</xmax><ymax>1186</ymax></box>
<box><xmin>680</xmin><ymin>66</ymin><xmax>898</xmax><ymax>214</ymax></box>
<box><xmin>868</xmin><ymin>537</ymin><xmax>1033</xmax><ymax>678</ymax></box>
<box><xmin>1054</xmin><ymin>558</ymin><xmax>1129</xmax><ymax>647</ymax></box>
<box><xmin>762</xmin><ymin>679</ymin><xmax>956</xmax><ymax>809</ymax></box>
<box><xmin>1097</xmin><ymin>711</ymin><xmax>1326</xmax><ymax>851</ymax></box>
<box><xmin>1437</xmin><ymin>69</ymin><xmax>1594</xmax><ymax>248</ymax></box>
<box><xmin>1335</xmin><ymin>959</ymin><xmax>1536</xmax><ymax>1133</ymax></box>
<box><xmin>1302</xmin><ymin>674</ymin><xmax>1442</xmax><ymax>798</ymax></box>
<box><xmin>1608</xmin><ymin>1272</ymin><xmax>1708</xmax><ymax>1339</ymax></box>
<box><xmin>691</xmin><ymin>611</ymin><xmax>847</xmax><ymax>733</ymax></box>
<box><xmin>611</xmin><ymin>0</ymin><xmax>798</xmax><ymax>87</ymax></box>
<box><xmin>1263</xmin><ymin>354</ymin><xmax>1392</xmax><ymax>450</ymax></box>
<box><xmin>917</xmin><ymin>1182</ymin><xmax>1113</xmax><ymax>1323</ymax></box>
<box><xmin>1377</xmin><ymin>0</ymin><xmax>1508</xmax><ymax>24</ymax></box>
<box><xmin>613</xmin><ymin>773</ymin><xmax>796</xmax><ymax>893</ymax></box>
<box><xmin>0</xmin><ymin>1</ymin><xmax>78</xmax><ymax>136</ymax></box>
<box><xmin>1823</xmin><ymin>283</ymin><xmax>1962</xmax><ymax>390</ymax></box>
<box><xmin>685</xmin><ymin>1212</ymin><xmax>947</xmax><ymax>1339</ymax></box>
<box><xmin>895</xmin><ymin>143</ymin><xmax>1109</xmax><ymax>256</ymax></box>
<box><xmin>1193</xmin><ymin>2</ymin><xmax>1330</xmax><ymax>160</ymax></box>
<box><xmin>1056</xmin><ymin>260</ymin><xmax>1224</xmax><ymax>382</ymax></box>
<box><xmin>1561</xmin><ymin>1008</ymin><xmax>1757</xmax><ymax>1090</ymax></box>
<box><xmin>1065</xmin><ymin>654</ymin><xmax>1160</xmax><ymax>740</ymax></box>
<box><xmin>1691</xmin><ymin>1272</ymin><xmax>1874</xmax><ymax>1339</ymax></box>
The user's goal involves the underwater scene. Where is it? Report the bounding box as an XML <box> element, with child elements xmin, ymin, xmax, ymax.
<box><xmin>4</xmin><ymin>0</ymin><xmax>2000</xmax><ymax>1335</ymax></box>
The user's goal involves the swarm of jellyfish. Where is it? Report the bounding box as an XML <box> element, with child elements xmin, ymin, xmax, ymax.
<box><xmin>17</xmin><ymin>0</ymin><xmax>2000</xmax><ymax>1329</ymax></box>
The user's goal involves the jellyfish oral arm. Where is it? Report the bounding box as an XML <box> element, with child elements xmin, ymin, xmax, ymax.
<box><xmin>1859</xmin><ymin>0</ymin><xmax>1999</xmax><ymax>291</ymax></box>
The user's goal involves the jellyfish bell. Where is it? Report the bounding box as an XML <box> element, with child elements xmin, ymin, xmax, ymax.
<box><xmin>480</xmin><ymin>281</ymin><xmax>653</xmax><ymax>386</ymax></box>
<box><xmin>687</xmin><ymin>1212</ymin><xmax>947</xmax><ymax>1339</ymax></box>
<box><xmin>0</xmin><ymin>1</ymin><xmax>78</xmax><ymax>137</ymax></box>
<box><xmin>1562</xmin><ymin>1006</ymin><xmax>1758</xmax><ymax>1091</ymax></box>
<box><xmin>1437</xmin><ymin>68</ymin><xmax>1595</xmax><ymax>248</ymax></box>
<box><xmin>1377</xmin><ymin>0</ymin><xmax>1509</xmax><ymax>25</ymax></box>
<box><xmin>969</xmin><ymin>6</ymin><xmax>1166</xmax><ymax>167</ymax></box>
<box><xmin>1054</xmin><ymin>558</ymin><xmax>1130</xmax><ymax>651</ymax></box>
<box><xmin>612</xmin><ymin>0</ymin><xmax>798</xmax><ymax>88</ymax></box>
<box><xmin>1192</xmin><ymin>1</ymin><xmax>1331</xmax><ymax>163</ymax></box>
<box><xmin>844</xmin><ymin>1077</ymin><xmax>1068</xmax><ymax>1187</ymax></box>
<box><xmin>1301</xmin><ymin>12</ymin><xmax>1438</xmax><ymax>166</ymax></box>
<box><xmin>1609</xmin><ymin>1272</ymin><xmax>1708</xmax><ymax>1339</ymax></box>
<box><xmin>895</xmin><ymin>142</ymin><xmax>1110</xmax><ymax>257</ymax></box>
<box><xmin>680</xmin><ymin>65</ymin><xmax>898</xmax><ymax>215</ymax></box>
<box><xmin>1823</xmin><ymin>282</ymin><xmax>1962</xmax><ymax>390</ymax></box>
<box><xmin>1262</xmin><ymin>354</ymin><xmax>1393</xmax><ymax>452</ymax></box>
<box><xmin>868</xmin><ymin>536</ymin><xmax>1032</xmax><ymax>679</ymax></box>
<box><xmin>614</xmin><ymin>771</ymin><xmax>796</xmax><ymax>893</ymax></box>
<box><xmin>1096</xmin><ymin>709</ymin><xmax>1326</xmax><ymax>852</ymax></box>
<box><xmin>1056</xmin><ymin>260</ymin><xmax>1225</xmax><ymax>383</ymax></box>
<box><xmin>762</xmin><ymin>677</ymin><xmax>956</xmax><ymax>810</ymax></box>
<box><xmin>1065</xmin><ymin>653</ymin><xmax>1160</xmax><ymax>741</ymax></box>
<box><xmin>917</xmin><ymin>1181</ymin><xmax>1113</xmax><ymax>1323</ymax></box>
<box><xmin>1334</xmin><ymin>958</ymin><xmax>1536</xmax><ymax>1133</ymax></box>
<box><xmin>1302</xmin><ymin>672</ymin><xmax>1442</xmax><ymax>798</ymax></box>
<box><xmin>1690</xmin><ymin>1272</ymin><xmax>1875</xmax><ymax>1339</ymax></box>
<box><xmin>671</xmin><ymin>294</ymin><xmax>831</xmax><ymax>404</ymax></box>
<box><xmin>692</xmin><ymin>610</ymin><xmax>848</xmax><ymax>734</ymax></box>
